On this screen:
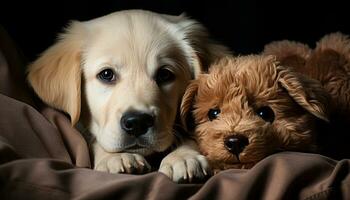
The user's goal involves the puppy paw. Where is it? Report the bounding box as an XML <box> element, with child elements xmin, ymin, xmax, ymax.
<box><xmin>159</xmin><ymin>151</ymin><xmax>211</xmax><ymax>183</ymax></box>
<box><xmin>94</xmin><ymin>153</ymin><xmax>151</xmax><ymax>174</ymax></box>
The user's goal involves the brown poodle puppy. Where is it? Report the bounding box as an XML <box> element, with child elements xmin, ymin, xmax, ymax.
<box><xmin>180</xmin><ymin>33</ymin><xmax>350</xmax><ymax>171</ymax></box>
<box><xmin>180</xmin><ymin>55</ymin><xmax>329</xmax><ymax>171</ymax></box>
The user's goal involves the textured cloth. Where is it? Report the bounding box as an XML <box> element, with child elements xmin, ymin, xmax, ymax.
<box><xmin>0</xmin><ymin>26</ymin><xmax>349</xmax><ymax>200</ymax></box>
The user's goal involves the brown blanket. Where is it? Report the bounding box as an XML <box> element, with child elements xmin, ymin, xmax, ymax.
<box><xmin>0</xmin><ymin>26</ymin><xmax>349</xmax><ymax>200</ymax></box>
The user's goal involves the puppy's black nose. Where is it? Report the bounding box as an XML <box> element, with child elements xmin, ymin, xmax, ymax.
<box><xmin>120</xmin><ymin>112</ymin><xmax>154</xmax><ymax>137</ymax></box>
<box><xmin>224</xmin><ymin>135</ymin><xmax>249</xmax><ymax>158</ymax></box>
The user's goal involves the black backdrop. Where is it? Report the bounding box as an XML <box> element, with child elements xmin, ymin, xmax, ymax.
<box><xmin>1</xmin><ymin>0</ymin><xmax>349</xmax><ymax>62</ymax></box>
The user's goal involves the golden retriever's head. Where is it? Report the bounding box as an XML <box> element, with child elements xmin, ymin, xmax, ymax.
<box><xmin>27</xmin><ymin>10</ymin><xmax>227</xmax><ymax>156</ymax></box>
<box><xmin>181</xmin><ymin>55</ymin><xmax>329</xmax><ymax>170</ymax></box>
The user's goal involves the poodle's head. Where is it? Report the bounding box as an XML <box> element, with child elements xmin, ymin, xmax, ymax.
<box><xmin>181</xmin><ymin>55</ymin><xmax>329</xmax><ymax>170</ymax></box>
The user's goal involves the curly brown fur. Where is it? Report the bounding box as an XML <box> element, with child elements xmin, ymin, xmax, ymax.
<box><xmin>181</xmin><ymin>55</ymin><xmax>329</xmax><ymax>171</ymax></box>
<box><xmin>264</xmin><ymin>33</ymin><xmax>350</xmax><ymax>159</ymax></box>
<box><xmin>264</xmin><ymin>33</ymin><xmax>350</xmax><ymax>115</ymax></box>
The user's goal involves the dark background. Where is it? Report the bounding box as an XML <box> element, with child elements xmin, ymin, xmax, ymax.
<box><xmin>1</xmin><ymin>0</ymin><xmax>349</xmax><ymax>63</ymax></box>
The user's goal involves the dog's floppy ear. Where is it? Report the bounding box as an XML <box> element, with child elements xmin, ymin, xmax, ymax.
<box><xmin>162</xmin><ymin>13</ymin><xmax>229</xmax><ymax>78</ymax></box>
<box><xmin>277</xmin><ymin>66</ymin><xmax>329</xmax><ymax>122</ymax></box>
<box><xmin>180</xmin><ymin>80</ymin><xmax>200</xmax><ymax>131</ymax></box>
<box><xmin>27</xmin><ymin>21</ymin><xmax>85</xmax><ymax>125</ymax></box>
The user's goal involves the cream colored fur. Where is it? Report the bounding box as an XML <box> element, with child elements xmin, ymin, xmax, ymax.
<box><xmin>27</xmin><ymin>10</ymin><xmax>227</xmax><ymax>182</ymax></box>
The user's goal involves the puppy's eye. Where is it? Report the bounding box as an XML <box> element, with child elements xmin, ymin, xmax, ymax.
<box><xmin>256</xmin><ymin>106</ymin><xmax>275</xmax><ymax>123</ymax></box>
<box><xmin>97</xmin><ymin>68</ymin><xmax>116</xmax><ymax>83</ymax></box>
<box><xmin>155</xmin><ymin>67</ymin><xmax>175</xmax><ymax>85</ymax></box>
<box><xmin>208</xmin><ymin>108</ymin><xmax>221</xmax><ymax>121</ymax></box>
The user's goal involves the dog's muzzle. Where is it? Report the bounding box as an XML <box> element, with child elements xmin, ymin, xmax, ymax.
<box><xmin>120</xmin><ymin>111</ymin><xmax>155</xmax><ymax>137</ymax></box>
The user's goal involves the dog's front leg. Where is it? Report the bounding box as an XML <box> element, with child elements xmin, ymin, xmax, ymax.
<box><xmin>93</xmin><ymin>142</ymin><xmax>151</xmax><ymax>174</ymax></box>
<box><xmin>159</xmin><ymin>139</ymin><xmax>211</xmax><ymax>183</ymax></box>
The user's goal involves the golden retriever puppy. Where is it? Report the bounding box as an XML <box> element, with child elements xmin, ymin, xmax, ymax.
<box><xmin>181</xmin><ymin>55</ymin><xmax>329</xmax><ymax>171</ymax></box>
<box><xmin>27</xmin><ymin>9</ymin><xmax>228</xmax><ymax>182</ymax></box>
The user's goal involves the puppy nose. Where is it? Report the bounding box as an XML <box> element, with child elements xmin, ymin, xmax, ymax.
<box><xmin>120</xmin><ymin>112</ymin><xmax>154</xmax><ymax>136</ymax></box>
<box><xmin>224</xmin><ymin>135</ymin><xmax>249</xmax><ymax>156</ymax></box>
